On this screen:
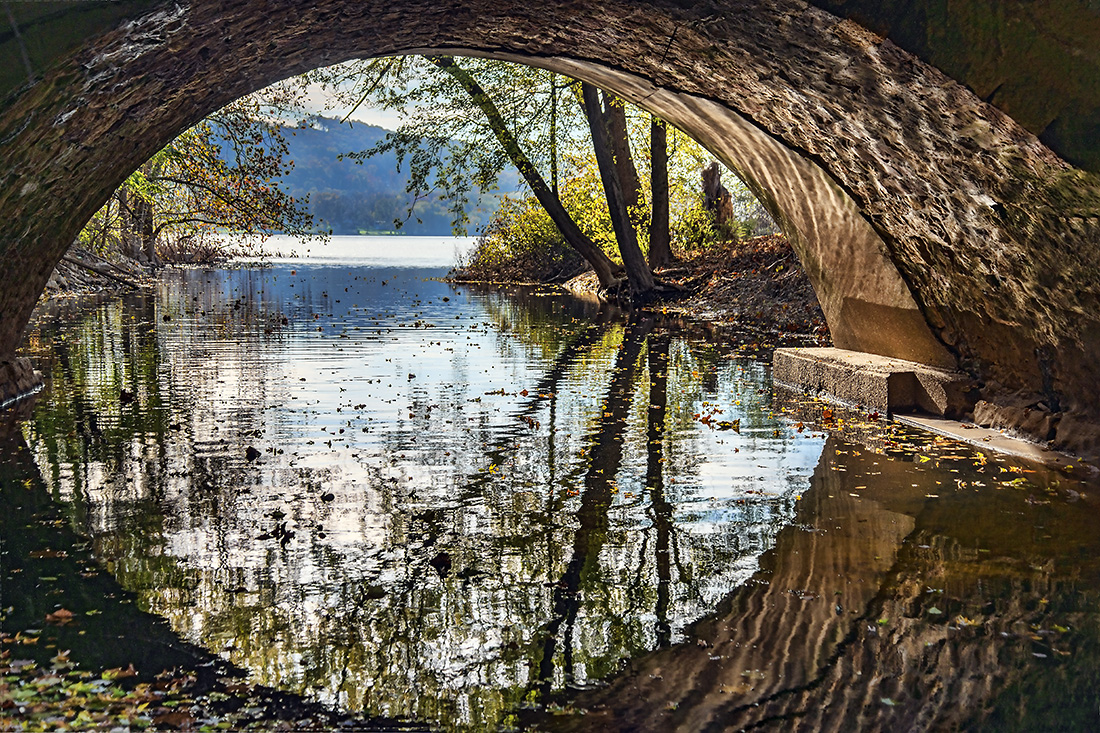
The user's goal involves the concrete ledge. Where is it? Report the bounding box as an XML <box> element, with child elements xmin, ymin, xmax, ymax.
<box><xmin>0</xmin><ymin>357</ymin><xmax>43</xmax><ymax>408</ymax></box>
<box><xmin>895</xmin><ymin>414</ymin><xmax>1099</xmax><ymax>478</ymax></box>
<box><xmin>773</xmin><ymin>347</ymin><xmax>975</xmax><ymax>417</ymax></box>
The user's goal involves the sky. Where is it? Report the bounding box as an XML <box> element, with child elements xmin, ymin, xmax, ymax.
<box><xmin>295</xmin><ymin>80</ymin><xmax>405</xmax><ymax>130</ymax></box>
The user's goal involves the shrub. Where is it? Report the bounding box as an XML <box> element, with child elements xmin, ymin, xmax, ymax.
<box><xmin>455</xmin><ymin>196</ymin><xmax>588</xmax><ymax>282</ymax></box>
<box><xmin>672</xmin><ymin>196</ymin><xmax>749</xmax><ymax>252</ymax></box>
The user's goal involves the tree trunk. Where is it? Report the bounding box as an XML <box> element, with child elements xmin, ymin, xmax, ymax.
<box><xmin>605</xmin><ymin>94</ymin><xmax>642</xmax><ymax>215</ymax></box>
<box><xmin>702</xmin><ymin>161</ymin><xmax>735</xmax><ymax>230</ymax></box>
<box><xmin>431</xmin><ymin>57</ymin><xmax>622</xmax><ymax>290</ymax></box>
<box><xmin>581</xmin><ymin>82</ymin><xmax>655</xmax><ymax>300</ymax></box>
<box><xmin>118</xmin><ymin>187</ymin><xmax>141</xmax><ymax>260</ymax></box>
<box><xmin>648</xmin><ymin>116</ymin><xmax>672</xmax><ymax>269</ymax></box>
<box><xmin>131</xmin><ymin>193</ymin><xmax>157</xmax><ymax>264</ymax></box>
<box><xmin>549</xmin><ymin>69</ymin><xmax>559</xmax><ymax>198</ymax></box>
<box><xmin>98</xmin><ymin>195</ymin><xmax>114</xmax><ymax>253</ymax></box>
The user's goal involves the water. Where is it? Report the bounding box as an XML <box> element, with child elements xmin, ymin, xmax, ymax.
<box><xmin>257</xmin><ymin>234</ymin><xmax>479</xmax><ymax>268</ymax></box>
<box><xmin>5</xmin><ymin>236</ymin><xmax>1100</xmax><ymax>730</ymax></box>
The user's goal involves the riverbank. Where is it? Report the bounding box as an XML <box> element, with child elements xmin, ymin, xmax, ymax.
<box><xmin>39</xmin><ymin>247</ymin><xmax>156</xmax><ymax>298</ymax></box>
<box><xmin>46</xmin><ymin>235</ymin><xmax>830</xmax><ymax>349</ymax></box>
<box><xmin>561</xmin><ymin>234</ymin><xmax>830</xmax><ymax>347</ymax></box>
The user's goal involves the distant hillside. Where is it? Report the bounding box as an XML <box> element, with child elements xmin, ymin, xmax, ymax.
<box><xmin>276</xmin><ymin>116</ymin><xmax>517</xmax><ymax>235</ymax></box>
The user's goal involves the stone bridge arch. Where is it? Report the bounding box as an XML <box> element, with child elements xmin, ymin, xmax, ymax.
<box><xmin>2</xmin><ymin>0</ymin><xmax>1099</xmax><ymax>456</ymax></box>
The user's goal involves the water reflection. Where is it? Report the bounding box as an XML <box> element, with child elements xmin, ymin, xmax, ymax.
<box><xmin>530</xmin><ymin>429</ymin><xmax>1100</xmax><ymax>731</ymax></box>
<box><xmin>16</xmin><ymin>263</ymin><xmax>820</xmax><ymax>729</ymax></box>
<box><xmin>14</xmin><ymin>261</ymin><xmax>1100</xmax><ymax>730</ymax></box>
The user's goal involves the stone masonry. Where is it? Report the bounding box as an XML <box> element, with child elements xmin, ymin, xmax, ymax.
<box><xmin>0</xmin><ymin>0</ymin><xmax>1098</xmax><ymax>454</ymax></box>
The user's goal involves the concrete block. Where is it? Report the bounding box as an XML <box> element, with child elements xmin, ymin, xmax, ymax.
<box><xmin>773</xmin><ymin>347</ymin><xmax>975</xmax><ymax>417</ymax></box>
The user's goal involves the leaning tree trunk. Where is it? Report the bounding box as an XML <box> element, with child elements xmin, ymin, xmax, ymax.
<box><xmin>604</xmin><ymin>94</ymin><xmax>643</xmax><ymax>215</ymax></box>
<box><xmin>430</xmin><ymin>56</ymin><xmax>623</xmax><ymax>290</ymax></box>
<box><xmin>648</xmin><ymin>116</ymin><xmax>672</xmax><ymax>269</ymax></box>
<box><xmin>581</xmin><ymin>82</ymin><xmax>656</xmax><ymax>300</ymax></box>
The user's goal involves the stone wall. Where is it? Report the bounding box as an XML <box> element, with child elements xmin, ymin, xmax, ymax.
<box><xmin>1</xmin><ymin>0</ymin><xmax>1099</xmax><ymax>452</ymax></box>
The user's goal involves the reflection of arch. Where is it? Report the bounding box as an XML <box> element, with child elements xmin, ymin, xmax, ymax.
<box><xmin>2</xmin><ymin>0</ymin><xmax>1099</xmax><ymax>452</ymax></box>
<box><xmin>538</xmin><ymin>437</ymin><xmax>1100</xmax><ymax>731</ymax></box>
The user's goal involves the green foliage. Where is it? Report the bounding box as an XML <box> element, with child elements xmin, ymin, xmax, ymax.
<box><xmin>459</xmin><ymin>150</ymin><xmax>640</xmax><ymax>281</ymax></box>
<box><xmin>556</xmin><ymin>153</ymin><xmax>620</xmax><ymax>258</ymax></box>
<box><xmin>672</xmin><ymin>196</ymin><xmax>749</xmax><ymax>251</ymax></box>
<box><xmin>77</xmin><ymin>97</ymin><xmax>322</xmax><ymax>263</ymax></box>
<box><xmin>458</xmin><ymin>196</ymin><xmax>586</xmax><ymax>282</ymax></box>
<box><xmin>463</xmin><ymin>120</ymin><xmax>776</xmax><ymax>277</ymax></box>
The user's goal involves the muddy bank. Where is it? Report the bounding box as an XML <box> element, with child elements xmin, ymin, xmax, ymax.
<box><xmin>562</xmin><ymin>234</ymin><xmax>831</xmax><ymax>347</ymax></box>
<box><xmin>39</xmin><ymin>248</ymin><xmax>155</xmax><ymax>299</ymax></box>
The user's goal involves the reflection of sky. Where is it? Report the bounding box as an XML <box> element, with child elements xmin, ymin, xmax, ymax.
<box><xmin>26</xmin><ymin>236</ymin><xmax>827</xmax><ymax>729</ymax></box>
<box><xmin>254</xmin><ymin>234</ymin><xmax>478</xmax><ymax>267</ymax></box>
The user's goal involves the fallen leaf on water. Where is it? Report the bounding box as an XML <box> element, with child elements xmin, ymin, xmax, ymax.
<box><xmin>45</xmin><ymin>609</ymin><xmax>75</xmax><ymax>625</ymax></box>
<box><xmin>28</xmin><ymin>549</ymin><xmax>67</xmax><ymax>559</ymax></box>
<box><xmin>102</xmin><ymin>664</ymin><xmax>137</xmax><ymax>680</ymax></box>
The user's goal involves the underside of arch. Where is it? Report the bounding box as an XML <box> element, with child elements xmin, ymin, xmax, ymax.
<box><xmin>1</xmin><ymin>0</ymin><xmax>1099</xmax><ymax>458</ymax></box>
<box><xmin>488</xmin><ymin>55</ymin><xmax>955</xmax><ymax>369</ymax></box>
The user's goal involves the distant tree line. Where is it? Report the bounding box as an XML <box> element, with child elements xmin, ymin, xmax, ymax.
<box><xmin>302</xmin><ymin>55</ymin><xmax>775</xmax><ymax>300</ymax></box>
<box><xmin>74</xmin><ymin>55</ymin><xmax>774</xmax><ymax>278</ymax></box>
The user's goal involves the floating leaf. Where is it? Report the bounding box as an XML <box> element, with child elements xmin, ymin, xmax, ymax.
<box><xmin>102</xmin><ymin>664</ymin><xmax>137</xmax><ymax>680</ymax></box>
<box><xmin>45</xmin><ymin>608</ymin><xmax>75</xmax><ymax>625</ymax></box>
<box><xmin>28</xmin><ymin>549</ymin><xmax>67</xmax><ymax>559</ymax></box>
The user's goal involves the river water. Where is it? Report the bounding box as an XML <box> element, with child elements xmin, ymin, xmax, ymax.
<box><xmin>5</xmin><ymin>236</ymin><xmax>1100</xmax><ymax>730</ymax></box>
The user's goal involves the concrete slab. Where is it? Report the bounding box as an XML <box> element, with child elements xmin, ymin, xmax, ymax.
<box><xmin>894</xmin><ymin>413</ymin><xmax>1099</xmax><ymax>478</ymax></box>
<box><xmin>773</xmin><ymin>347</ymin><xmax>975</xmax><ymax>416</ymax></box>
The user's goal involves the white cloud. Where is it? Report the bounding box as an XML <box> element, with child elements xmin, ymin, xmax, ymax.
<box><xmin>295</xmin><ymin>81</ymin><xmax>405</xmax><ymax>131</ymax></box>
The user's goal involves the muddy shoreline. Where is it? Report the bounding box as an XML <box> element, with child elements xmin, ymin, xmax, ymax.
<box><xmin>452</xmin><ymin>234</ymin><xmax>831</xmax><ymax>349</ymax></box>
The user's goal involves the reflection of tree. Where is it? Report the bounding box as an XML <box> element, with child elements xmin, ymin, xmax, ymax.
<box><xmin>26</xmin><ymin>292</ymin><xmax>173</xmax><ymax>522</ymax></box>
<box><xmin>533</xmin><ymin>314</ymin><xmax>652</xmax><ymax>695</ymax></box>
<box><xmin>1</xmin><ymin>412</ymin><xmax>230</xmax><ymax>677</ymax></box>
<box><xmin>23</xmin><ymin>272</ymin><xmax>820</xmax><ymax>732</ymax></box>
<box><xmin>472</xmin><ymin>284</ymin><xmax>606</xmax><ymax>365</ymax></box>
<box><xmin>536</xmin><ymin>437</ymin><xmax>1100</xmax><ymax>732</ymax></box>
<box><xmin>447</xmin><ymin>306</ymin><xmax>617</xmax><ymax>501</ymax></box>
<box><xmin>644</xmin><ymin>330</ymin><xmax>674</xmax><ymax>648</ymax></box>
